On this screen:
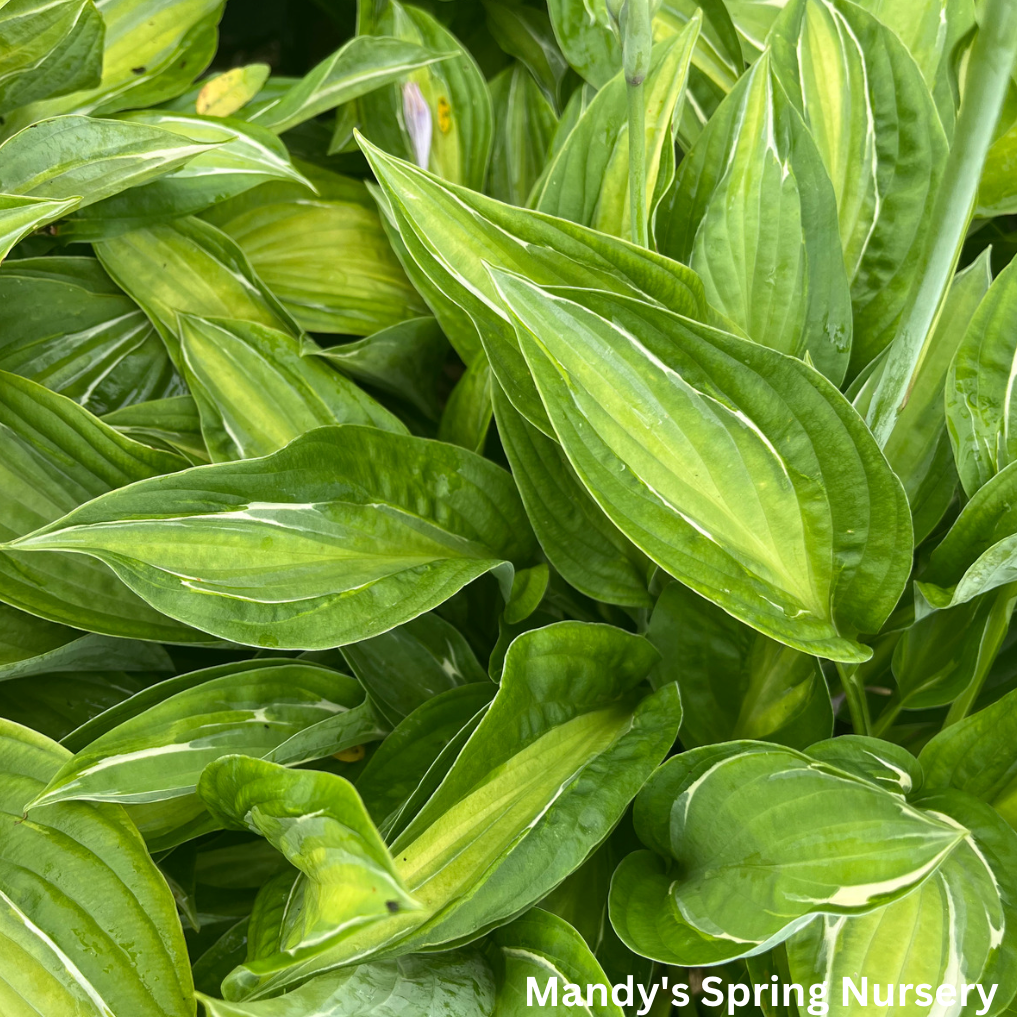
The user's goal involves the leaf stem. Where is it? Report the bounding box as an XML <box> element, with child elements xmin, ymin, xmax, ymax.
<box><xmin>614</xmin><ymin>0</ymin><xmax>653</xmax><ymax>248</ymax></box>
<box><xmin>837</xmin><ymin>662</ymin><xmax>872</xmax><ymax>736</ymax></box>
<box><xmin>865</xmin><ymin>0</ymin><xmax>1017</xmax><ymax>447</ymax></box>
<box><xmin>628</xmin><ymin>79</ymin><xmax>648</xmax><ymax>248</ymax></box>
<box><xmin>943</xmin><ymin>582</ymin><xmax>1017</xmax><ymax>728</ymax></box>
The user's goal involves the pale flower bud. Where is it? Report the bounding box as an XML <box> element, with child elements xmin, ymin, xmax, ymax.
<box><xmin>402</xmin><ymin>81</ymin><xmax>432</xmax><ymax>170</ymax></box>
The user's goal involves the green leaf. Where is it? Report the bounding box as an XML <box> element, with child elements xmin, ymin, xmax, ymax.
<box><xmin>94</xmin><ymin>215</ymin><xmax>301</xmax><ymax>368</ymax></box>
<box><xmin>771</xmin><ymin>0</ymin><xmax>948</xmax><ymax>378</ymax></box>
<box><xmin>31</xmin><ymin>659</ymin><xmax>370</xmax><ymax>809</ymax></box>
<box><xmin>647</xmin><ymin>581</ymin><xmax>832</xmax><ymax>749</ymax></box>
<box><xmin>946</xmin><ymin>254</ymin><xmax>1017</xmax><ymax>498</ymax></box>
<box><xmin>805</xmin><ymin>735</ymin><xmax>923</xmax><ymax>796</ymax></box>
<box><xmin>199</xmin><ymin>755</ymin><xmax>423</xmax><ymax>944</ymax></box>
<box><xmin>0</xmin><ymin>719</ymin><xmax>194</xmax><ymax>1017</ymax></box>
<box><xmin>0</xmin><ymin>255</ymin><xmax>181</xmax><ymax>416</ymax></box>
<box><xmin>492</xmin><ymin>274</ymin><xmax>911</xmax><ymax>662</ymax></box>
<box><xmin>0</xmin><ymin>670</ymin><xmax>150</xmax><ymax>743</ymax></box>
<box><xmin>483</xmin><ymin>0</ymin><xmax>570</xmax><ymax>110</ymax></box>
<box><xmin>874</xmin><ymin>250</ymin><xmax>992</xmax><ymax>543</ymax></box>
<box><xmin>615</xmin><ymin>742</ymin><xmax>966</xmax><ymax>961</ymax></box>
<box><xmin>355</xmin><ymin>682</ymin><xmax>494</xmax><ymax>834</ymax></box>
<box><xmin>919</xmin><ymin>463</ymin><xmax>1017</xmax><ymax>608</ymax></box>
<box><xmin>862</xmin><ymin>0</ymin><xmax>1017</xmax><ymax>446</ymax></box>
<box><xmin>342</xmin><ymin>611</ymin><xmax>489</xmax><ymax>726</ymax></box>
<box><xmin>0</xmin><ymin>114</ymin><xmax>214</xmax><ymax>210</ymax></box>
<box><xmin>486</xmin><ymin>908</ymin><xmax>623</xmax><ymax>1017</ymax></box>
<box><xmin>657</xmin><ymin>50</ymin><xmax>853</xmax><ymax>383</ymax></box>
<box><xmin>0</xmin><ymin>369</ymin><xmax>205</xmax><ymax>642</ymax></box>
<box><xmin>2</xmin><ymin>0</ymin><xmax>222</xmax><ymax>135</ymax></box>
<box><xmin>360</xmin><ymin>134</ymin><xmax>706</xmax><ymax>426</ymax></box>
<box><xmin>920</xmin><ymin>686</ymin><xmax>1017</xmax><ymax>830</ymax></box>
<box><xmin>0</xmin><ymin>0</ymin><xmax>104</xmax><ymax>115</ymax></box>
<box><xmin>356</xmin><ymin>2</ymin><xmax>493</xmax><ymax>192</ymax></box>
<box><xmin>534</xmin><ymin>30</ymin><xmax>697</xmax><ymax>243</ymax></box>
<box><xmin>305</xmin><ymin>316</ymin><xmax>449</xmax><ymax>422</ymax></box>
<box><xmin>246</xmin><ymin>35</ymin><xmax>449</xmax><ymax>136</ymax></box>
<box><xmin>60</xmin><ymin>109</ymin><xmax>310</xmax><ymax>239</ymax></box>
<box><xmin>889</xmin><ymin>593</ymin><xmax>1016</xmax><ymax>712</ymax></box>
<box><xmin>980</xmin><ymin>115</ymin><xmax>1017</xmax><ymax>217</ymax></box>
<box><xmin>545</xmin><ymin>0</ymin><xmax>619</xmax><ymax>89</ymax></box>
<box><xmin>492</xmin><ymin>385</ymin><xmax>652</xmax><ymax>610</ymax></box>
<box><xmin>197</xmin><ymin>950</ymin><xmax>495</xmax><ymax>1017</ymax></box>
<box><xmin>0</xmin><ymin>619</ymin><xmax>172</xmax><ymax>683</ymax></box>
<box><xmin>203</xmin><ymin>168</ymin><xmax>427</xmax><ymax>336</ymax></box>
<box><xmin>196</xmin><ymin>63</ymin><xmax>271</xmax><ymax>118</ymax></box>
<box><xmin>178</xmin><ymin>314</ymin><xmax>406</xmax><ymax>461</ymax></box>
<box><xmin>0</xmin><ymin>192</ymin><xmax>80</xmax><ymax>262</ymax></box>
<box><xmin>786</xmin><ymin>789</ymin><xmax>1017</xmax><ymax>1015</ymax></box>
<box><xmin>6</xmin><ymin>425</ymin><xmax>537</xmax><ymax>649</ymax></box>
<box><xmin>103</xmin><ymin>395</ymin><xmax>209</xmax><ymax>463</ymax></box>
<box><xmin>486</xmin><ymin>63</ymin><xmax>557</xmax><ymax>208</ymax></box>
<box><xmin>220</xmin><ymin>622</ymin><xmax>680</xmax><ymax>999</ymax></box>
<box><xmin>438</xmin><ymin>358</ymin><xmax>494</xmax><ymax>453</ymax></box>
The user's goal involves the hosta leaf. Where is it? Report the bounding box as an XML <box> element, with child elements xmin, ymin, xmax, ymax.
<box><xmin>492</xmin><ymin>275</ymin><xmax>911</xmax><ymax>661</ymax></box>
<box><xmin>342</xmin><ymin>611</ymin><xmax>489</xmax><ymax>726</ymax></box>
<box><xmin>786</xmin><ymin>790</ymin><xmax>1017</xmax><ymax>1016</ymax></box>
<box><xmin>360</xmin><ymin>135</ymin><xmax>706</xmax><ymax>427</ymax></box>
<box><xmin>873</xmin><ymin>251</ymin><xmax>992</xmax><ymax>543</ymax></box>
<box><xmin>771</xmin><ymin>0</ymin><xmax>947</xmax><ymax>377</ymax></box>
<box><xmin>203</xmin><ymin>168</ymin><xmax>427</xmax><ymax>336</ymax></box>
<box><xmin>890</xmin><ymin>591</ymin><xmax>1016</xmax><ymax>711</ymax></box>
<box><xmin>493</xmin><ymin>385</ymin><xmax>653</xmax><ymax>610</ymax></box>
<box><xmin>919</xmin><ymin>464</ymin><xmax>1017</xmax><ymax>609</ymax></box>
<box><xmin>483</xmin><ymin>0</ymin><xmax>570</xmax><ymax>110</ymax></box>
<box><xmin>0</xmin><ymin>621</ymin><xmax>172</xmax><ymax>682</ymax></box>
<box><xmin>805</xmin><ymin>735</ymin><xmax>923</xmax><ymax>796</ymax></box>
<box><xmin>486</xmin><ymin>63</ymin><xmax>557</xmax><ymax>208</ymax></box>
<box><xmin>6</xmin><ymin>425</ymin><xmax>537</xmax><ymax>649</ymax></box>
<box><xmin>32</xmin><ymin>660</ymin><xmax>371</xmax><ymax>808</ymax></box>
<box><xmin>94</xmin><ymin>215</ymin><xmax>301</xmax><ymax>367</ymax></box>
<box><xmin>61</xmin><ymin>110</ymin><xmax>309</xmax><ymax>239</ymax></box>
<box><xmin>103</xmin><ymin>395</ymin><xmax>209</xmax><ymax>463</ymax></box>
<box><xmin>851</xmin><ymin>0</ymin><xmax>974</xmax><ymax>131</ymax></box>
<box><xmin>0</xmin><ymin>114</ymin><xmax>214</xmax><ymax>209</ymax></box>
<box><xmin>197</xmin><ymin>951</ymin><xmax>495</xmax><ymax>1017</ymax></box>
<box><xmin>199</xmin><ymin>756</ymin><xmax>423</xmax><ymax>948</ymax></box>
<box><xmin>0</xmin><ymin>193</ymin><xmax>80</xmax><ymax>262</ymax></box>
<box><xmin>178</xmin><ymin>315</ymin><xmax>405</xmax><ymax>461</ymax></box>
<box><xmin>0</xmin><ymin>670</ymin><xmax>150</xmax><ymax>743</ymax></box>
<box><xmin>647</xmin><ymin>581</ymin><xmax>832</xmax><ymax>749</ymax></box>
<box><xmin>305</xmin><ymin>316</ymin><xmax>449</xmax><ymax>422</ymax></box>
<box><xmin>946</xmin><ymin>254</ymin><xmax>1017</xmax><ymax>498</ymax></box>
<box><xmin>246</xmin><ymin>35</ymin><xmax>449</xmax><ymax>136</ymax></box>
<box><xmin>981</xmin><ymin>116</ymin><xmax>1017</xmax><ymax>217</ymax></box>
<box><xmin>0</xmin><ymin>0</ymin><xmax>223</xmax><ymax>133</ymax></box>
<box><xmin>486</xmin><ymin>908</ymin><xmax>623</xmax><ymax>1017</ymax></box>
<box><xmin>545</xmin><ymin>0</ymin><xmax>619</xmax><ymax>88</ymax></box>
<box><xmin>534</xmin><ymin>29</ymin><xmax>697</xmax><ymax>242</ymax></box>
<box><xmin>920</xmin><ymin>687</ymin><xmax>1017</xmax><ymax>830</ymax></box>
<box><xmin>357</xmin><ymin>2</ymin><xmax>493</xmax><ymax>192</ymax></box>
<box><xmin>618</xmin><ymin>743</ymin><xmax>965</xmax><ymax>957</ymax></box>
<box><xmin>196</xmin><ymin>63</ymin><xmax>271</xmax><ymax>118</ymax></box>
<box><xmin>220</xmin><ymin>622</ymin><xmax>680</xmax><ymax>999</ymax></box>
<box><xmin>656</xmin><ymin>0</ymin><xmax>742</xmax><ymax>96</ymax></box>
<box><xmin>355</xmin><ymin>683</ymin><xmax>495</xmax><ymax>834</ymax></box>
<box><xmin>0</xmin><ymin>0</ymin><xmax>103</xmax><ymax>115</ymax></box>
<box><xmin>657</xmin><ymin>51</ymin><xmax>852</xmax><ymax>383</ymax></box>
<box><xmin>438</xmin><ymin>358</ymin><xmax>494</xmax><ymax>453</ymax></box>
<box><xmin>0</xmin><ymin>370</ymin><xmax>203</xmax><ymax>642</ymax></box>
<box><xmin>0</xmin><ymin>719</ymin><xmax>194</xmax><ymax>1017</ymax></box>
<box><xmin>0</xmin><ymin>255</ymin><xmax>180</xmax><ymax>415</ymax></box>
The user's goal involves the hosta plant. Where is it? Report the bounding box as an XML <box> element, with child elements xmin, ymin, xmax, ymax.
<box><xmin>1</xmin><ymin>0</ymin><xmax>1017</xmax><ymax>1014</ymax></box>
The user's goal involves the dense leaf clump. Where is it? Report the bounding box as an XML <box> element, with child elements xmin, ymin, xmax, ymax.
<box><xmin>2</xmin><ymin>0</ymin><xmax>1017</xmax><ymax>1013</ymax></box>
